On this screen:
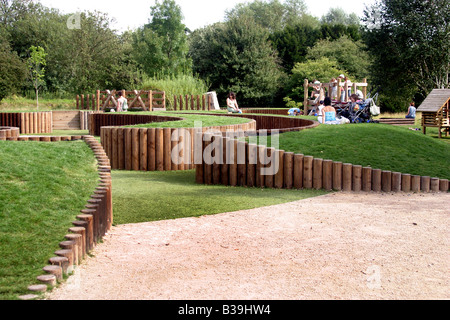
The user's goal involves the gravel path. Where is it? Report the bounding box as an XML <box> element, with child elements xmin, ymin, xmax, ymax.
<box><xmin>46</xmin><ymin>192</ymin><xmax>449</xmax><ymax>300</ymax></box>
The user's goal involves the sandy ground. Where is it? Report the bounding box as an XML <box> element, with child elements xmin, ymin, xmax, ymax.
<box><xmin>46</xmin><ymin>192</ymin><xmax>449</xmax><ymax>300</ymax></box>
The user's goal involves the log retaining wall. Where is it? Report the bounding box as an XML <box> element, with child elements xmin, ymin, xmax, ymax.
<box><xmin>195</xmin><ymin>132</ymin><xmax>449</xmax><ymax>193</ymax></box>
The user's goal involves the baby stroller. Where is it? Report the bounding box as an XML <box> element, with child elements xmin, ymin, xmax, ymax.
<box><xmin>348</xmin><ymin>95</ymin><xmax>380</xmax><ymax>123</ymax></box>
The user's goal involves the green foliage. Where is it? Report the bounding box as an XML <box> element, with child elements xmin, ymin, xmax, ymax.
<box><xmin>362</xmin><ymin>0</ymin><xmax>450</xmax><ymax>111</ymax></box>
<box><xmin>306</xmin><ymin>35</ymin><xmax>371</xmax><ymax>81</ymax></box>
<box><xmin>190</xmin><ymin>15</ymin><xmax>285</xmax><ymax>108</ymax></box>
<box><xmin>27</xmin><ymin>45</ymin><xmax>47</xmax><ymax>110</ymax></box>
<box><xmin>141</xmin><ymin>74</ymin><xmax>209</xmax><ymax>110</ymax></box>
<box><xmin>320</xmin><ymin>8</ymin><xmax>360</xmax><ymax>26</ymax></box>
<box><xmin>287</xmin><ymin>57</ymin><xmax>347</xmax><ymax>100</ymax></box>
<box><xmin>0</xmin><ymin>33</ymin><xmax>26</xmax><ymax>101</ymax></box>
<box><xmin>132</xmin><ymin>0</ymin><xmax>191</xmax><ymax>77</ymax></box>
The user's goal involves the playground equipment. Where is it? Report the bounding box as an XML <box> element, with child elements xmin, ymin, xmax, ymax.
<box><xmin>303</xmin><ymin>78</ymin><xmax>368</xmax><ymax>115</ymax></box>
<box><xmin>417</xmin><ymin>89</ymin><xmax>450</xmax><ymax>138</ymax></box>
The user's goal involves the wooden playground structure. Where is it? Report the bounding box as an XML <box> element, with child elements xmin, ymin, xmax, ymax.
<box><xmin>303</xmin><ymin>78</ymin><xmax>368</xmax><ymax>114</ymax></box>
<box><xmin>76</xmin><ymin>90</ymin><xmax>166</xmax><ymax>111</ymax></box>
<box><xmin>417</xmin><ymin>89</ymin><xmax>450</xmax><ymax>138</ymax></box>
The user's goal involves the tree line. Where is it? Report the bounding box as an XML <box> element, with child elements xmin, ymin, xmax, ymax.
<box><xmin>0</xmin><ymin>0</ymin><xmax>448</xmax><ymax>111</ymax></box>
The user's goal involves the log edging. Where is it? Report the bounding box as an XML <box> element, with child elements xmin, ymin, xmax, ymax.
<box><xmin>195</xmin><ymin>132</ymin><xmax>449</xmax><ymax>194</ymax></box>
<box><xmin>9</xmin><ymin>135</ymin><xmax>113</xmax><ymax>299</ymax></box>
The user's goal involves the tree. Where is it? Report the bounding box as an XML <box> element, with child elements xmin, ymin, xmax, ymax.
<box><xmin>286</xmin><ymin>57</ymin><xmax>347</xmax><ymax>102</ymax></box>
<box><xmin>321</xmin><ymin>8</ymin><xmax>360</xmax><ymax>26</ymax></box>
<box><xmin>362</xmin><ymin>0</ymin><xmax>450</xmax><ymax>110</ymax></box>
<box><xmin>0</xmin><ymin>32</ymin><xmax>26</xmax><ymax>101</ymax></box>
<box><xmin>306</xmin><ymin>35</ymin><xmax>371</xmax><ymax>81</ymax></box>
<box><xmin>27</xmin><ymin>45</ymin><xmax>46</xmax><ymax>110</ymax></box>
<box><xmin>189</xmin><ymin>15</ymin><xmax>284</xmax><ymax>107</ymax></box>
<box><xmin>133</xmin><ymin>0</ymin><xmax>191</xmax><ymax>77</ymax></box>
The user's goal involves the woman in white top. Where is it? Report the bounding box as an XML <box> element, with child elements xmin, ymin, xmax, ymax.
<box><xmin>117</xmin><ymin>91</ymin><xmax>128</xmax><ymax>112</ymax></box>
<box><xmin>226</xmin><ymin>92</ymin><xmax>242</xmax><ymax>113</ymax></box>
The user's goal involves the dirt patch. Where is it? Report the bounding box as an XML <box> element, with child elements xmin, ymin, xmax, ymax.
<box><xmin>46</xmin><ymin>192</ymin><xmax>449</xmax><ymax>300</ymax></box>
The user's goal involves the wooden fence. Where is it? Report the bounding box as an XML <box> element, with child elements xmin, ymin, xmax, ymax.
<box><xmin>195</xmin><ymin>132</ymin><xmax>449</xmax><ymax>193</ymax></box>
<box><xmin>76</xmin><ymin>90</ymin><xmax>166</xmax><ymax>111</ymax></box>
<box><xmin>0</xmin><ymin>112</ymin><xmax>53</xmax><ymax>134</ymax></box>
<box><xmin>172</xmin><ymin>94</ymin><xmax>213</xmax><ymax>111</ymax></box>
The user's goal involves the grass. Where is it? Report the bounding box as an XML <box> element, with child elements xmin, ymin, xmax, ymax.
<box><xmin>258</xmin><ymin>123</ymin><xmax>450</xmax><ymax>180</ymax></box>
<box><xmin>0</xmin><ymin>95</ymin><xmax>75</xmax><ymax>112</ymax></box>
<box><xmin>125</xmin><ymin>111</ymin><xmax>251</xmax><ymax>128</ymax></box>
<box><xmin>111</xmin><ymin>170</ymin><xmax>328</xmax><ymax>224</ymax></box>
<box><xmin>0</xmin><ymin>141</ymin><xmax>98</xmax><ymax>300</ymax></box>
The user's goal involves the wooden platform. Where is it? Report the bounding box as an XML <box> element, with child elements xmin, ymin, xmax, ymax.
<box><xmin>378</xmin><ymin>118</ymin><xmax>416</xmax><ymax>126</ymax></box>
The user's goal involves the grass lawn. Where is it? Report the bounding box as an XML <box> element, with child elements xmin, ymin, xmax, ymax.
<box><xmin>0</xmin><ymin>141</ymin><xmax>98</xmax><ymax>300</ymax></box>
<box><xmin>259</xmin><ymin>123</ymin><xmax>450</xmax><ymax>180</ymax></box>
<box><xmin>111</xmin><ymin>170</ymin><xmax>328</xmax><ymax>224</ymax></box>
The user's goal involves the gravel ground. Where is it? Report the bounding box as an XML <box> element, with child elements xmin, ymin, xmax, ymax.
<box><xmin>46</xmin><ymin>192</ymin><xmax>449</xmax><ymax>300</ymax></box>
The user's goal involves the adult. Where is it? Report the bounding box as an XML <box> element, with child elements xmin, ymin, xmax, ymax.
<box><xmin>406</xmin><ymin>102</ymin><xmax>416</xmax><ymax>119</ymax></box>
<box><xmin>117</xmin><ymin>91</ymin><xmax>128</xmax><ymax>112</ymax></box>
<box><xmin>321</xmin><ymin>97</ymin><xmax>348</xmax><ymax>125</ymax></box>
<box><xmin>226</xmin><ymin>92</ymin><xmax>242</xmax><ymax>113</ymax></box>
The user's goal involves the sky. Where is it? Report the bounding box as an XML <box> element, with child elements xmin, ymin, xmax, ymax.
<box><xmin>37</xmin><ymin>0</ymin><xmax>376</xmax><ymax>32</ymax></box>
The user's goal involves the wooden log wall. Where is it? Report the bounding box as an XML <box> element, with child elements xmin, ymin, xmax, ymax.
<box><xmin>195</xmin><ymin>132</ymin><xmax>449</xmax><ymax>193</ymax></box>
<box><xmin>0</xmin><ymin>112</ymin><xmax>53</xmax><ymax>134</ymax></box>
<box><xmin>100</xmin><ymin>120</ymin><xmax>257</xmax><ymax>172</ymax></box>
<box><xmin>0</xmin><ymin>126</ymin><xmax>20</xmax><ymax>140</ymax></box>
<box><xmin>241</xmin><ymin>108</ymin><xmax>292</xmax><ymax>116</ymax></box>
<box><xmin>9</xmin><ymin>135</ymin><xmax>113</xmax><ymax>299</ymax></box>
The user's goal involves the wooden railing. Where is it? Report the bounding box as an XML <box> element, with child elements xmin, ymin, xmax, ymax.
<box><xmin>76</xmin><ymin>90</ymin><xmax>166</xmax><ymax>111</ymax></box>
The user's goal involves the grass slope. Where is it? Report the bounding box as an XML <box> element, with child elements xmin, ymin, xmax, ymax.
<box><xmin>0</xmin><ymin>141</ymin><xmax>98</xmax><ymax>300</ymax></box>
<box><xmin>266</xmin><ymin>123</ymin><xmax>450</xmax><ymax>180</ymax></box>
<box><xmin>111</xmin><ymin>170</ymin><xmax>327</xmax><ymax>224</ymax></box>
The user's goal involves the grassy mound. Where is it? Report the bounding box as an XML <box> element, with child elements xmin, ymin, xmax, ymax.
<box><xmin>0</xmin><ymin>141</ymin><xmax>98</xmax><ymax>300</ymax></box>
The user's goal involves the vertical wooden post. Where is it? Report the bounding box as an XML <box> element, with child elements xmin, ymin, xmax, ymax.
<box><xmin>131</xmin><ymin>128</ymin><xmax>140</xmax><ymax>171</ymax></box>
<box><xmin>147</xmin><ymin>128</ymin><xmax>156</xmax><ymax>171</ymax></box>
<box><xmin>155</xmin><ymin>128</ymin><xmax>164</xmax><ymax>171</ymax></box>
<box><xmin>76</xmin><ymin>95</ymin><xmax>80</xmax><ymax>110</ymax></box>
<box><xmin>264</xmin><ymin>147</ymin><xmax>275</xmax><ymax>188</ymax></box>
<box><xmin>117</xmin><ymin>128</ymin><xmax>125</xmax><ymax>169</ymax></box>
<box><xmin>221</xmin><ymin>137</ymin><xmax>229</xmax><ymax>186</ymax></box>
<box><xmin>313</xmin><ymin>158</ymin><xmax>323</xmax><ymax>190</ymax></box>
<box><xmin>352</xmin><ymin>165</ymin><xmax>362</xmax><ymax>192</ymax></box>
<box><xmin>274</xmin><ymin>149</ymin><xmax>284</xmax><ymax>189</ymax></box>
<box><xmin>392</xmin><ymin>172</ymin><xmax>402</xmax><ymax>192</ymax></box>
<box><xmin>163</xmin><ymin>127</ymin><xmax>172</xmax><ymax>171</ymax></box>
<box><xmin>411</xmin><ymin>175</ymin><xmax>421</xmax><ymax>192</ymax></box>
<box><xmin>283</xmin><ymin>152</ymin><xmax>294</xmax><ymax>189</ymax></box>
<box><xmin>111</xmin><ymin>128</ymin><xmax>119</xmax><ymax>169</ymax></box>
<box><xmin>401</xmin><ymin>174</ymin><xmax>411</xmax><ymax>192</ymax></box>
<box><xmin>332</xmin><ymin>161</ymin><xmax>342</xmax><ymax>191</ymax></box>
<box><xmin>174</xmin><ymin>95</ymin><xmax>177</xmax><ymax>111</ymax></box>
<box><xmin>430</xmin><ymin>178</ymin><xmax>440</xmax><ymax>192</ymax></box>
<box><xmin>96</xmin><ymin>90</ymin><xmax>100</xmax><ymax>111</ymax></box>
<box><xmin>322</xmin><ymin>160</ymin><xmax>333</xmax><ymax>191</ymax></box>
<box><xmin>149</xmin><ymin>91</ymin><xmax>153</xmax><ymax>111</ymax></box>
<box><xmin>247</xmin><ymin>144</ymin><xmax>257</xmax><ymax>188</ymax></box>
<box><xmin>140</xmin><ymin>128</ymin><xmax>148</xmax><ymax>171</ymax></box>
<box><xmin>420</xmin><ymin>176</ymin><xmax>430</xmax><ymax>193</ymax></box>
<box><xmin>381</xmin><ymin>170</ymin><xmax>392</xmax><ymax>192</ymax></box>
<box><xmin>439</xmin><ymin>179</ymin><xmax>448</xmax><ymax>192</ymax></box>
<box><xmin>293</xmin><ymin>154</ymin><xmax>304</xmax><ymax>189</ymax></box>
<box><xmin>363</xmin><ymin>78</ymin><xmax>367</xmax><ymax>99</ymax></box>
<box><xmin>256</xmin><ymin>145</ymin><xmax>265</xmax><ymax>188</ymax></box>
<box><xmin>372</xmin><ymin>169</ymin><xmax>382</xmax><ymax>192</ymax></box>
<box><xmin>342</xmin><ymin>163</ymin><xmax>352</xmax><ymax>191</ymax></box>
<box><xmin>303</xmin><ymin>79</ymin><xmax>309</xmax><ymax>115</ymax></box>
<box><xmin>362</xmin><ymin>167</ymin><xmax>372</xmax><ymax>192</ymax></box>
<box><xmin>303</xmin><ymin>156</ymin><xmax>313</xmax><ymax>189</ymax></box>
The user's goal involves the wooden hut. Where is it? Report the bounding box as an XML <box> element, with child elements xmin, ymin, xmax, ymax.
<box><xmin>417</xmin><ymin>89</ymin><xmax>450</xmax><ymax>138</ymax></box>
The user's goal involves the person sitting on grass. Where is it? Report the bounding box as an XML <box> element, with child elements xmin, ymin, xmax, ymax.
<box><xmin>405</xmin><ymin>102</ymin><xmax>416</xmax><ymax>119</ymax></box>
<box><xmin>226</xmin><ymin>92</ymin><xmax>242</xmax><ymax>114</ymax></box>
<box><xmin>288</xmin><ymin>108</ymin><xmax>301</xmax><ymax>116</ymax></box>
<box><xmin>321</xmin><ymin>97</ymin><xmax>348</xmax><ymax>125</ymax></box>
